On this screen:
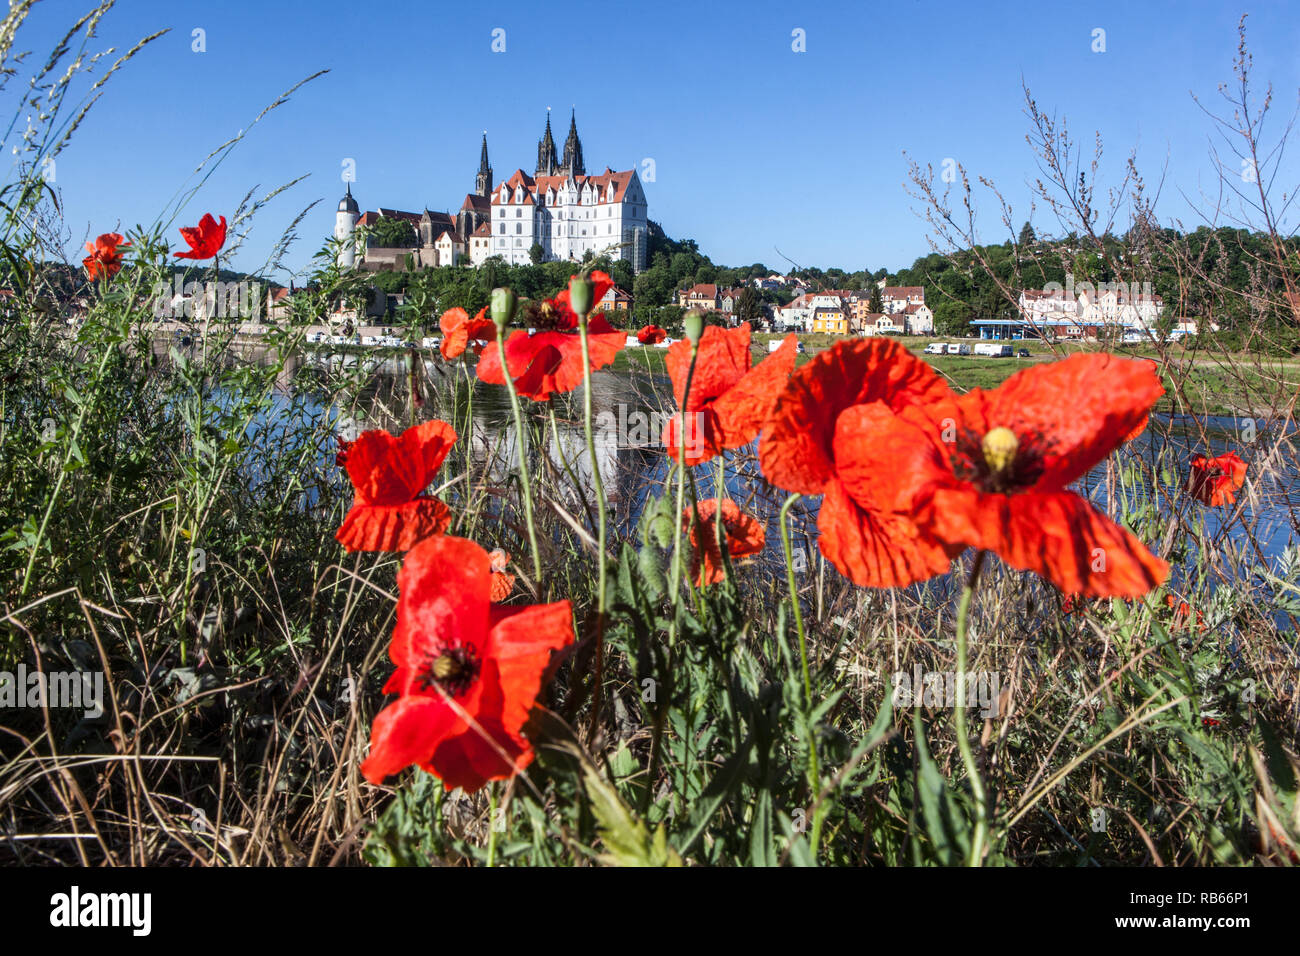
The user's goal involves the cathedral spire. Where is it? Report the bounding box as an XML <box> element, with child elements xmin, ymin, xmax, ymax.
<box><xmin>476</xmin><ymin>132</ymin><xmax>493</xmax><ymax>197</ymax></box>
<box><xmin>561</xmin><ymin>108</ymin><xmax>585</xmax><ymax>177</ymax></box>
<box><xmin>536</xmin><ymin>108</ymin><xmax>558</xmax><ymax>177</ymax></box>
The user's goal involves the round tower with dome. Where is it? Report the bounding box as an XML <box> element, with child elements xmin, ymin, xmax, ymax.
<box><xmin>335</xmin><ymin>184</ymin><xmax>359</xmax><ymax>268</ymax></box>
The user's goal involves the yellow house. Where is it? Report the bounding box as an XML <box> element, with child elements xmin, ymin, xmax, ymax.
<box><xmin>812</xmin><ymin>306</ymin><xmax>848</xmax><ymax>334</ymax></box>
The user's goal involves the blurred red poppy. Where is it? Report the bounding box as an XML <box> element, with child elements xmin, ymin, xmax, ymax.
<box><xmin>335</xmin><ymin>420</ymin><xmax>457</xmax><ymax>552</ymax></box>
<box><xmin>334</xmin><ymin>434</ymin><xmax>354</xmax><ymax>467</ymax></box>
<box><xmin>682</xmin><ymin>498</ymin><xmax>765</xmax><ymax>586</ymax></box>
<box><xmin>637</xmin><ymin>324</ymin><xmax>667</xmax><ymax>345</ymax></box>
<box><xmin>439</xmin><ymin>306</ymin><xmax>496</xmax><ymax>360</ymax></box>
<box><xmin>1186</xmin><ymin>451</ymin><xmax>1247</xmax><ymax>506</ymax></box>
<box><xmin>173</xmin><ymin>213</ymin><xmax>227</xmax><ymax>260</ymax></box>
<box><xmin>476</xmin><ymin>271</ymin><xmax>625</xmax><ymax>401</ymax></box>
<box><xmin>488</xmin><ymin>548</ymin><xmax>515</xmax><ymax>602</ymax></box>
<box><xmin>361</xmin><ymin>535</ymin><xmax>573</xmax><ymax>791</ymax></box>
<box><xmin>661</xmin><ymin>322</ymin><xmax>797</xmax><ymax>466</ymax></box>
<box><xmin>83</xmin><ymin>232</ymin><xmax>130</xmax><ymax>280</ymax></box>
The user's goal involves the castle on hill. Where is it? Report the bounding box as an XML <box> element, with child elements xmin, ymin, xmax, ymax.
<box><xmin>334</xmin><ymin>110</ymin><xmax>649</xmax><ymax>273</ymax></box>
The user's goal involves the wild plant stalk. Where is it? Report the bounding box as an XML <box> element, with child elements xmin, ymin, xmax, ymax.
<box><xmin>954</xmin><ymin>549</ymin><xmax>990</xmax><ymax>865</ymax></box>
<box><xmin>780</xmin><ymin>492</ymin><xmax>822</xmax><ymax>854</ymax></box>
<box><xmin>491</xmin><ymin>315</ymin><xmax>542</xmax><ymax>583</ymax></box>
<box><xmin>575</xmin><ymin>296</ymin><xmax>610</xmax><ymax>736</ymax></box>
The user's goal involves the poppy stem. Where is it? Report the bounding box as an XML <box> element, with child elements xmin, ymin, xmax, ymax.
<box><xmin>780</xmin><ymin>492</ymin><xmax>822</xmax><ymax>854</ymax></box>
<box><xmin>954</xmin><ymin>549</ymin><xmax>990</xmax><ymax>866</ymax></box>
<box><xmin>494</xmin><ymin>326</ymin><xmax>543</xmax><ymax>584</ymax></box>
<box><xmin>668</xmin><ymin>343</ymin><xmax>700</xmax><ymax>611</ymax></box>
<box><xmin>486</xmin><ymin>785</ymin><xmax>498</xmax><ymax>867</ymax></box>
<box><xmin>577</xmin><ymin>311</ymin><xmax>609</xmax><ymax>739</ymax></box>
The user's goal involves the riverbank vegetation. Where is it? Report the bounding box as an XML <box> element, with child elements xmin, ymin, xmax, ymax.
<box><xmin>0</xmin><ymin>5</ymin><xmax>1297</xmax><ymax>867</ymax></box>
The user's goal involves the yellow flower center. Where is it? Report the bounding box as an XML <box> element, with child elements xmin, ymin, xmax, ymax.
<box><xmin>981</xmin><ymin>427</ymin><xmax>1019</xmax><ymax>473</ymax></box>
<box><xmin>431</xmin><ymin>654</ymin><xmax>465</xmax><ymax>681</ymax></box>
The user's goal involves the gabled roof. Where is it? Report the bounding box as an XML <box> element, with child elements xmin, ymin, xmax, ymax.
<box><xmin>472</xmin><ymin>222</ymin><xmax>492</xmax><ymax>238</ymax></box>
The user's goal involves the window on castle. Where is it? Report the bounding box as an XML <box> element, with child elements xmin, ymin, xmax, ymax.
<box><xmin>515</xmin><ymin>223</ymin><xmax>521</xmax><ymax>235</ymax></box>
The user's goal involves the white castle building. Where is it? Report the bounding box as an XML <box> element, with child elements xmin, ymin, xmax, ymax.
<box><xmin>333</xmin><ymin>111</ymin><xmax>648</xmax><ymax>273</ymax></box>
<box><xmin>490</xmin><ymin>110</ymin><xmax>648</xmax><ymax>270</ymax></box>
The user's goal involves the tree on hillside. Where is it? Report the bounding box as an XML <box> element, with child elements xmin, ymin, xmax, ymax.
<box><xmin>529</xmin><ymin>242</ymin><xmax>544</xmax><ymax>264</ymax></box>
<box><xmin>736</xmin><ymin>286</ymin><xmax>763</xmax><ymax>324</ymax></box>
<box><xmin>1019</xmin><ymin>221</ymin><xmax>1037</xmax><ymax>245</ymax></box>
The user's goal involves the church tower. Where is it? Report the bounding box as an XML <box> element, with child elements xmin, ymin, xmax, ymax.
<box><xmin>335</xmin><ymin>183</ymin><xmax>359</xmax><ymax>269</ymax></box>
<box><xmin>536</xmin><ymin>110</ymin><xmax>558</xmax><ymax>177</ymax></box>
<box><xmin>560</xmin><ymin>109</ymin><xmax>585</xmax><ymax>177</ymax></box>
<box><xmin>476</xmin><ymin>133</ymin><xmax>493</xmax><ymax>197</ymax></box>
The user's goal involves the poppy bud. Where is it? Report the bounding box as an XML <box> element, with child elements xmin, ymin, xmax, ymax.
<box><xmin>683</xmin><ymin>309</ymin><xmax>705</xmax><ymax>345</ymax></box>
<box><xmin>490</xmin><ymin>287</ymin><xmax>517</xmax><ymax>330</ymax></box>
<box><xmin>568</xmin><ymin>275</ymin><xmax>594</xmax><ymax>318</ymax></box>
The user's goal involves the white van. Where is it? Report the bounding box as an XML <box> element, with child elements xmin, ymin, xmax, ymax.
<box><xmin>924</xmin><ymin>343</ymin><xmax>946</xmax><ymax>355</ymax></box>
<box><xmin>945</xmin><ymin>343</ymin><xmax>962</xmax><ymax>355</ymax></box>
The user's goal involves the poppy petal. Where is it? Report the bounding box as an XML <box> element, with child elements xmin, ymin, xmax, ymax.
<box><xmin>707</xmin><ymin>333</ymin><xmax>798</xmax><ymax>449</ymax></box>
<box><xmin>925</xmin><ymin>487</ymin><xmax>1169</xmax><ymax>597</ymax></box>
<box><xmin>818</xmin><ymin>477</ymin><xmax>955</xmax><ymax>589</ymax></box>
<box><xmin>361</xmin><ymin>694</ymin><xmax>460</xmax><ymax>784</ymax></box>
<box><xmin>972</xmin><ymin>353</ymin><xmax>1163</xmax><ymax>488</ymax></box>
<box><xmin>335</xmin><ymin>496</ymin><xmax>451</xmax><ymax>552</ymax></box>
<box><xmin>761</xmin><ymin>338</ymin><xmax>953</xmax><ymax>495</ymax></box>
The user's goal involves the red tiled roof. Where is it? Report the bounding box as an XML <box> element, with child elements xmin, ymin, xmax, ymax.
<box><xmin>882</xmin><ymin>286</ymin><xmax>923</xmax><ymax>298</ymax></box>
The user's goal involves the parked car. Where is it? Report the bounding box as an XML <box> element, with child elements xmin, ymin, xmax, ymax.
<box><xmin>1017</xmin><ymin>348</ymin><xmax>1030</xmax><ymax>358</ymax></box>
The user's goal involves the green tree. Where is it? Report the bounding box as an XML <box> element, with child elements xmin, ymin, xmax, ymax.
<box><xmin>868</xmin><ymin>285</ymin><xmax>884</xmax><ymax>314</ymax></box>
<box><xmin>736</xmin><ymin>286</ymin><xmax>763</xmax><ymax>324</ymax></box>
<box><xmin>528</xmin><ymin>242</ymin><xmax>544</xmax><ymax>264</ymax></box>
<box><xmin>369</xmin><ymin>216</ymin><xmax>416</xmax><ymax>248</ymax></box>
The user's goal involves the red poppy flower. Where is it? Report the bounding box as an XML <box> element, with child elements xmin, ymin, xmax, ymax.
<box><xmin>661</xmin><ymin>323</ymin><xmax>797</xmax><ymax>466</ymax></box>
<box><xmin>439</xmin><ymin>306</ymin><xmax>496</xmax><ymax>360</ymax></box>
<box><xmin>334</xmin><ymin>434</ymin><xmax>354</xmax><ymax>467</ymax></box>
<box><xmin>361</xmin><ymin>535</ymin><xmax>574</xmax><ymax>791</ymax></box>
<box><xmin>173</xmin><ymin>213</ymin><xmax>227</xmax><ymax>260</ymax></box>
<box><xmin>1164</xmin><ymin>593</ymin><xmax>1206</xmax><ymax>632</ymax></box>
<box><xmin>1186</xmin><ymin>451</ymin><xmax>1247</xmax><ymax>507</ymax></box>
<box><xmin>82</xmin><ymin>232</ymin><xmax>130</xmax><ymax>280</ymax></box>
<box><xmin>637</xmin><ymin>324</ymin><xmax>667</xmax><ymax>345</ymax></box>
<box><xmin>834</xmin><ymin>352</ymin><xmax>1167</xmax><ymax>597</ymax></box>
<box><xmin>476</xmin><ymin>271</ymin><xmax>625</xmax><ymax>401</ymax></box>
<box><xmin>682</xmin><ymin>498</ymin><xmax>765</xmax><ymax>586</ymax></box>
<box><xmin>335</xmin><ymin>420</ymin><xmax>457</xmax><ymax>552</ymax></box>
<box><xmin>488</xmin><ymin>548</ymin><xmax>515</xmax><ymax>602</ymax></box>
<box><xmin>760</xmin><ymin>338</ymin><xmax>963</xmax><ymax>588</ymax></box>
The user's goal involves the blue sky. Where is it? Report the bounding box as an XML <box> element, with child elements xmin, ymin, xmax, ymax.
<box><xmin>11</xmin><ymin>0</ymin><xmax>1300</xmax><ymax>281</ymax></box>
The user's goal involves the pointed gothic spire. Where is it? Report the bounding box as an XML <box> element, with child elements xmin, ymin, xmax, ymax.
<box><xmin>561</xmin><ymin>108</ymin><xmax>584</xmax><ymax>177</ymax></box>
<box><xmin>479</xmin><ymin>133</ymin><xmax>490</xmax><ymax>175</ymax></box>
